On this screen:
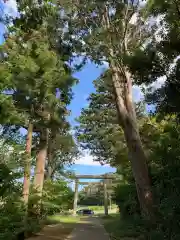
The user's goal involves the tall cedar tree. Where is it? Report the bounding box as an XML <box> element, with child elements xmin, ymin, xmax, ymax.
<box><xmin>1</xmin><ymin>0</ymin><xmax>77</xmax><ymax>204</ymax></box>
<box><xmin>62</xmin><ymin>0</ymin><xmax>154</xmax><ymax>218</ymax></box>
<box><xmin>0</xmin><ymin>27</ymin><xmax>76</xmax><ymax>201</ymax></box>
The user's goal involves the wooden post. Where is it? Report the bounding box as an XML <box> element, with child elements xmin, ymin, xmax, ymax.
<box><xmin>109</xmin><ymin>195</ymin><xmax>112</xmax><ymax>210</ymax></box>
<box><xmin>73</xmin><ymin>179</ymin><xmax>79</xmax><ymax>215</ymax></box>
<box><xmin>103</xmin><ymin>179</ymin><xmax>108</xmax><ymax>216</ymax></box>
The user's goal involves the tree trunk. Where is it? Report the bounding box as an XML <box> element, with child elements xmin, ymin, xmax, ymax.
<box><xmin>46</xmin><ymin>141</ymin><xmax>54</xmax><ymax>180</ymax></box>
<box><xmin>33</xmin><ymin>128</ymin><xmax>48</xmax><ymax>197</ymax></box>
<box><xmin>103</xmin><ymin>179</ymin><xmax>109</xmax><ymax>216</ymax></box>
<box><xmin>47</xmin><ymin>166</ymin><xmax>53</xmax><ymax>180</ymax></box>
<box><xmin>123</xmin><ymin>116</ymin><xmax>154</xmax><ymax>218</ymax></box>
<box><xmin>22</xmin><ymin>122</ymin><xmax>33</xmax><ymax>204</ymax></box>
<box><xmin>73</xmin><ymin>179</ymin><xmax>79</xmax><ymax>215</ymax></box>
<box><xmin>100</xmin><ymin>3</ymin><xmax>154</xmax><ymax>220</ymax></box>
<box><xmin>44</xmin><ymin>164</ymin><xmax>54</xmax><ymax>180</ymax></box>
<box><xmin>111</xmin><ymin>64</ymin><xmax>154</xmax><ymax>219</ymax></box>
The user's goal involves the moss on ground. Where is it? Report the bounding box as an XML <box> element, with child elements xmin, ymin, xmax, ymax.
<box><xmin>101</xmin><ymin>214</ymin><xmax>146</xmax><ymax>240</ymax></box>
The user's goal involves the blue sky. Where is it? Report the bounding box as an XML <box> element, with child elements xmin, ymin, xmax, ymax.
<box><xmin>68</xmin><ymin>63</ymin><xmax>105</xmax><ymax>126</ymax></box>
<box><xmin>68</xmin><ymin>164</ymin><xmax>116</xmax><ymax>190</ymax></box>
<box><xmin>0</xmin><ymin>22</ymin><xmax>5</xmax><ymax>43</ymax></box>
<box><xmin>68</xmin><ymin>63</ymin><xmax>116</xmax><ymax>177</ymax></box>
<box><xmin>0</xmin><ymin>2</ymin><xmax>5</xmax><ymax>43</ymax></box>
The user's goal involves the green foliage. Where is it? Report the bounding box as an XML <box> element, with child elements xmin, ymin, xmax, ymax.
<box><xmin>42</xmin><ymin>179</ymin><xmax>74</xmax><ymax>215</ymax></box>
<box><xmin>46</xmin><ymin>132</ymin><xmax>79</xmax><ymax>179</ymax></box>
<box><xmin>0</xmin><ymin>163</ymin><xmax>21</xmax><ymax>198</ymax></box>
<box><xmin>0</xmin><ymin>162</ymin><xmax>74</xmax><ymax>240</ymax></box>
<box><xmin>0</xmin><ymin>0</ymin><xmax>77</xmax><ymax>154</ymax></box>
<box><xmin>76</xmin><ymin>72</ymin><xmax>127</xmax><ymax>166</ymax></box>
<box><xmin>78</xmin><ymin>192</ymin><xmax>104</xmax><ymax>206</ymax></box>
<box><xmin>0</xmin><ymin>2</ymin><xmax>77</xmax><ymax>223</ymax></box>
<box><xmin>76</xmin><ymin>71</ymin><xmax>146</xmax><ymax>167</ymax></box>
<box><xmin>0</xmin><ymin>1</ymin><xmax>77</xmax><ymax>239</ymax></box>
<box><xmin>114</xmin><ymin>183</ymin><xmax>140</xmax><ymax>218</ymax></box>
<box><xmin>113</xmin><ymin>116</ymin><xmax>180</xmax><ymax>238</ymax></box>
<box><xmin>0</xmin><ymin>24</ymin><xmax>76</xmax><ymax>230</ymax></box>
<box><xmin>0</xmin><ymin>199</ymin><xmax>25</xmax><ymax>240</ymax></box>
<box><xmin>129</xmin><ymin>0</ymin><xmax>180</xmax><ymax>118</ymax></box>
<box><xmin>2</xmin><ymin>0</ymin><xmax>180</xmax><ymax>239</ymax></box>
<box><xmin>148</xmin><ymin>117</ymin><xmax>180</xmax><ymax>239</ymax></box>
<box><xmin>102</xmin><ymin>214</ymin><xmax>146</xmax><ymax>239</ymax></box>
<box><xmin>0</xmin><ymin>159</ymin><xmax>41</xmax><ymax>240</ymax></box>
<box><xmin>0</xmin><ymin>26</ymin><xmax>74</xmax><ymax>123</ymax></box>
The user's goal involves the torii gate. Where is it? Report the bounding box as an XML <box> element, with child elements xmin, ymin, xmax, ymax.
<box><xmin>73</xmin><ymin>174</ymin><xmax>115</xmax><ymax>216</ymax></box>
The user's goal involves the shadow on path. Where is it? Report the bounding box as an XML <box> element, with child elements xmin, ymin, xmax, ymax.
<box><xmin>28</xmin><ymin>222</ymin><xmax>76</xmax><ymax>240</ymax></box>
<box><xmin>28</xmin><ymin>216</ymin><xmax>109</xmax><ymax>240</ymax></box>
<box><xmin>66</xmin><ymin>216</ymin><xmax>110</xmax><ymax>240</ymax></box>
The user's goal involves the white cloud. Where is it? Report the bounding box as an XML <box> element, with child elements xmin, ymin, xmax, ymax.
<box><xmin>75</xmin><ymin>152</ymin><xmax>110</xmax><ymax>167</ymax></box>
<box><xmin>150</xmin><ymin>76</ymin><xmax>166</xmax><ymax>89</ymax></box>
<box><xmin>69</xmin><ymin>129</ymin><xmax>76</xmax><ymax>135</ymax></box>
<box><xmin>132</xmin><ymin>75</ymin><xmax>167</xmax><ymax>103</ymax></box>
<box><xmin>3</xmin><ymin>0</ymin><xmax>17</xmax><ymax>17</ymax></box>
<box><xmin>101</xmin><ymin>61</ymin><xmax>109</xmax><ymax>69</ymax></box>
<box><xmin>133</xmin><ymin>85</ymin><xmax>144</xmax><ymax>102</ymax></box>
<box><xmin>130</xmin><ymin>13</ymin><xmax>137</xmax><ymax>25</ymax></box>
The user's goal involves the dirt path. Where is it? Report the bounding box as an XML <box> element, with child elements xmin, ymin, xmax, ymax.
<box><xmin>66</xmin><ymin>216</ymin><xmax>110</xmax><ymax>240</ymax></box>
<box><xmin>28</xmin><ymin>216</ymin><xmax>109</xmax><ymax>240</ymax></box>
<box><xmin>28</xmin><ymin>222</ymin><xmax>75</xmax><ymax>240</ymax></box>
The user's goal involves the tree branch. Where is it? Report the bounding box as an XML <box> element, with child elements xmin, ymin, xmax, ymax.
<box><xmin>172</xmin><ymin>0</ymin><xmax>180</xmax><ymax>18</ymax></box>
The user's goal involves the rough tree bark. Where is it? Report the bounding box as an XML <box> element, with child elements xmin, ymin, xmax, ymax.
<box><xmin>22</xmin><ymin>122</ymin><xmax>33</xmax><ymax>204</ymax></box>
<box><xmin>45</xmin><ymin>129</ymin><xmax>56</xmax><ymax>180</ymax></box>
<box><xmin>46</xmin><ymin>151</ymin><xmax>53</xmax><ymax>180</ymax></box>
<box><xmin>111</xmin><ymin>64</ymin><xmax>154</xmax><ymax>219</ymax></box>
<box><xmin>100</xmin><ymin>4</ymin><xmax>154</xmax><ymax>219</ymax></box>
<box><xmin>33</xmin><ymin>127</ymin><xmax>48</xmax><ymax>197</ymax></box>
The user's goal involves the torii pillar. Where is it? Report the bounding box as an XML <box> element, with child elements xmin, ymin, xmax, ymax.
<box><xmin>73</xmin><ymin>179</ymin><xmax>79</xmax><ymax>215</ymax></box>
<box><xmin>103</xmin><ymin>179</ymin><xmax>109</xmax><ymax>216</ymax></box>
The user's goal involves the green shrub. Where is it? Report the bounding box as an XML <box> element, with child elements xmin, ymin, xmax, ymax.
<box><xmin>0</xmin><ymin>199</ymin><xmax>24</xmax><ymax>240</ymax></box>
<box><xmin>41</xmin><ymin>179</ymin><xmax>74</xmax><ymax>216</ymax></box>
<box><xmin>148</xmin><ymin>120</ymin><xmax>180</xmax><ymax>239</ymax></box>
<box><xmin>114</xmin><ymin>183</ymin><xmax>140</xmax><ymax>218</ymax></box>
<box><xmin>113</xmin><ymin>118</ymin><xmax>180</xmax><ymax>239</ymax></box>
<box><xmin>0</xmin><ymin>195</ymin><xmax>42</xmax><ymax>240</ymax></box>
<box><xmin>0</xmin><ymin>164</ymin><xmax>42</xmax><ymax>240</ymax></box>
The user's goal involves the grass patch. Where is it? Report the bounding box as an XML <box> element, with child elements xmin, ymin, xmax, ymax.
<box><xmin>101</xmin><ymin>214</ymin><xmax>146</xmax><ymax>239</ymax></box>
<box><xmin>46</xmin><ymin>215</ymin><xmax>81</xmax><ymax>224</ymax></box>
